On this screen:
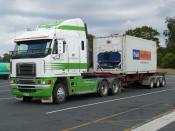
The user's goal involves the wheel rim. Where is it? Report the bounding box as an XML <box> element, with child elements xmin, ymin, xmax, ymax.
<box><xmin>112</xmin><ymin>82</ymin><xmax>119</xmax><ymax>93</ymax></box>
<box><xmin>162</xmin><ymin>79</ymin><xmax>165</xmax><ymax>86</ymax></box>
<box><xmin>101</xmin><ymin>83</ymin><xmax>108</xmax><ymax>95</ymax></box>
<box><xmin>57</xmin><ymin>87</ymin><xmax>65</xmax><ymax>101</ymax></box>
<box><xmin>150</xmin><ymin>81</ymin><xmax>154</xmax><ymax>88</ymax></box>
<box><xmin>157</xmin><ymin>80</ymin><xmax>160</xmax><ymax>87</ymax></box>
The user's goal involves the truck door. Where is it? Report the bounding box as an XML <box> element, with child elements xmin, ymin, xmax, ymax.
<box><xmin>51</xmin><ymin>39</ymin><xmax>68</xmax><ymax>75</ymax></box>
<box><xmin>66</xmin><ymin>37</ymin><xmax>81</xmax><ymax>74</ymax></box>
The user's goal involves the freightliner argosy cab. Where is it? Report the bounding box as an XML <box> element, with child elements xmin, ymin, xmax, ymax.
<box><xmin>10</xmin><ymin>18</ymin><xmax>98</xmax><ymax>103</ymax></box>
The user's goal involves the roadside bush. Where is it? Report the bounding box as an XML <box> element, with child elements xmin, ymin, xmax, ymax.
<box><xmin>157</xmin><ymin>53</ymin><xmax>163</xmax><ymax>67</ymax></box>
<box><xmin>160</xmin><ymin>52</ymin><xmax>175</xmax><ymax>68</ymax></box>
<box><xmin>157</xmin><ymin>47</ymin><xmax>167</xmax><ymax>67</ymax></box>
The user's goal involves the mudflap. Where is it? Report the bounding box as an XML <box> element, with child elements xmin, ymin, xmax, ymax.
<box><xmin>41</xmin><ymin>96</ymin><xmax>53</xmax><ymax>103</ymax></box>
<box><xmin>16</xmin><ymin>96</ymin><xmax>23</xmax><ymax>101</ymax></box>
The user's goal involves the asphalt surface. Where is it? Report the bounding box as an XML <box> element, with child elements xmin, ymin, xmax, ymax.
<box><xmin>0</xmin><ymin>75</ymin><xmax>175</xmax><ymax>131</ymax></box>
<box><xmin>159</xmin><ymin>121</ymin><xmax>175</xmax><ymax>131</ymax></box>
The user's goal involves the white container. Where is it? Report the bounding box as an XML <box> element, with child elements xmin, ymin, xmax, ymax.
<box><xmin>93</xmin><ymin>35</ymin><xmax>157</xmax><ymax>74</ymax></box>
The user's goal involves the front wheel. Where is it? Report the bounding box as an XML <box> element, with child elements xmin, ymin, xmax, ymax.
<box><xmin>53</xmin><ymin>83</ymin><xmax>67</xmax><ymax>104</ymax></box>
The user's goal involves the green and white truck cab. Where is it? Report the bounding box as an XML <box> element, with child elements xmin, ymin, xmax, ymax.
<box><xmin>10</xmin><ymin>18</ymin><xmax>98</xmax><ymax>103</ymax></box>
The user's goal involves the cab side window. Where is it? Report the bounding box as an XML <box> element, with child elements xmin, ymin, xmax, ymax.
<box><xmin>52</xmin><ymin>40</ymin><xmax>58</xmax><ymax>54</ymax></box>
<box><xmin>81</xmin><ymin>41</ymin><xmax>84</xmax><ymax>50</ymax></box>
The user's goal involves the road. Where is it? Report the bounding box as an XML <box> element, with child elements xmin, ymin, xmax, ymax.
<box><xmin>0</xmin><ymin>75</ymin><xmax>175</xmax><ymax>131</ymax></box>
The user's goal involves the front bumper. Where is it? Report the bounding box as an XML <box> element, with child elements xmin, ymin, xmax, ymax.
<box><xmin>10</xmin><ymin>77</ymin><xmax>56</xmax><ymax>97</ymax></box>
<box><xmin>11</xmin><ymin>85</ymin><xmax>53</xmax><ymax>97</ymax></box>
<box><xmin>11</xmin><ymin>84</ymin><xmax>50</xmax><ymax>89</ymax></box>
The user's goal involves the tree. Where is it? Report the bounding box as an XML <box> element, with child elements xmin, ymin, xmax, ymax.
<box><xmin>164</xmin><ymin>17</ymin><xmax>175</xmax><ymax>52</ymax></box>
<box><xmin>2</xmin><ymin>53</ymin><xmax>11</xmax><ymax>62</ymax></box>
<box><xmin>160</xmin><ymin>52</ymin><xmax>175</xmax><ymax>68</ymax></box>
<box><xmin>0</xmin><ymin>56</ymin><xmax>2</xmax><ymax>62</ymax></box>
<box><xmin>88</xmin><ymin>34</ymin><xmax>94</xmax><ymax>49</ymax></box>
<box><xmin>157</xmin><ymin>47</ymin><xmax>167</xmax><ymax>67</ymax></box>
<box><xmin>125</xmin><ymin>26</ymin><xmax>160</xmax><ymax>47</ymax></box>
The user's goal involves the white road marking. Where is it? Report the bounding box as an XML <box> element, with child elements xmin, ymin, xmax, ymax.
<box><xmin>46</xmin><ymin>88</ymin><xmax>175</xmax><ymax>115</ymax></box>
<box><xmin>131</xmin><ymin>109</ymin><xmax>175</xmax><ymax>131</ymax></box>
<box><xmin>0</xmin><ymin>82</ymin><xmax>10</xmax><ymax>85</ymax></box>
<box><xmin>0</xmin><ymin>90</ymin><xmax>10</xmax><ymax>92</ymax></box>
<box><xmin>0</xmin><ymin>85</ymin><xmax>11</xmax><ymax>88</ymax></box>
<box><xmin>0</xmin><ymin>97</ymin><xmax>14</xmax><ymax>100</ymax></box>
<box><xmin>167</xmin><ymin>82</ymin><xmax>175</xmax><ymax>84</ymax></box>
<box><xmin>0</xmin><ymin>83</ymin><xmax>11</xmax><ymax>87</ymax></box>
<box><xmin>167</xmin><ymin>75</ymin><xmax>175</xmax><ymax>78</ymax></box>
<box><xmin>62</xmin><ymin>103</ymin><xmax>157</xmax><ymax>131</ymax></box>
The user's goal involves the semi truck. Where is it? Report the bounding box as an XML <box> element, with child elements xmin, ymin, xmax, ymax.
<box><xmin>10</xmin><ymin>18</ymin><xmax>166</xmax><ymax>103</ymax></box>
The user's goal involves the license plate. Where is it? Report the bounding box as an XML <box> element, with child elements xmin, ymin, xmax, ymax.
<box><xmin>23</xmin><ymin>93</ymin><xmax>30</xmax><ymax>96</ymax></box>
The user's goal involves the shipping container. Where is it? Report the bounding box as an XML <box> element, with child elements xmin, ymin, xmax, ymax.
<box><xmin>93</xmin><ymin>35</ymin><xmax>156</xmax><ymax>74</ymax></box>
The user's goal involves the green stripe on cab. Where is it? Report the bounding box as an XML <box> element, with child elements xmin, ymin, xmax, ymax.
<box><xmin>58</xmin><ymin>25</ymin><xmax>85</xmax><ymax>31</ymax></box>
<box><xmin>45</xmin><ymin>63</ymin><xmax>87</xmax><ymax>70</ymax></box>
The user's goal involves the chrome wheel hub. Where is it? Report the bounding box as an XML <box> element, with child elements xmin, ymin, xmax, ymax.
<box><xmin>57</xmin><ymin>87</ymin><xmax>65</xmax><ymax>101</ymax></box>
<box><xmin>101</xmin><ymin>84</ymin><xmax>107</xmax><ymax>95</ymax></box>
<box><xmin>113</xmin><ymin>83</ymin><xmax>119</xmax><ymax>93</ymax></box>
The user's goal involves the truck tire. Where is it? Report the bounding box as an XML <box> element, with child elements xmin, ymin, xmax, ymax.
<box><xmin>160</xmin><ymin>77</ymin><xmax>166</xmax><ymax>87</ymax></box>
<box><xmin>148</xmin><ymin>79</ymin><xmax>154</xmax><ymax>89</ymax></box>
<box><xmin>110</xmin><ymin>79</ymin><xmax>121</xmax><ymax>95</ymax></box>
<box><xmin>53</xmin><ymin>83</ymin><xmax>67</xmax><ymax>104</ymax></box>
<box><xmin>98</xmin><ymin>80</ymin><xmax>109</xmax><ymax>97</ymax></box>
<box><xmin>155</xmin><ymin>78</ymin><xmax>160</xmax><ymax>88</ymax></box>
<box><xmin>23</xmin><ymin>96</ymin><xmax>32</xmax><ymax>102</ymax></box>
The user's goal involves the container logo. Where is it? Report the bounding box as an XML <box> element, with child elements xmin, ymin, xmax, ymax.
<box><xmin>133</xmin><ymin>49</ymin><xmax>151</xmax><ymax>60</ymax></box>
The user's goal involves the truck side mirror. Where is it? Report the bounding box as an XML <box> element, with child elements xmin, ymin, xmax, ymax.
<box><xmin>48</xmin><ymin>48</ymin><xmax>51</xmax><ymax>54</ymax></box>
<box><xmin>57</xmin><ymin>40</ymin><xmax>64</xmax><ymax>54</ymax></box>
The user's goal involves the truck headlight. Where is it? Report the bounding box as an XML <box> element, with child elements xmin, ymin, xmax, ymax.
<box><xmin>41</xmin><ymin>80</ymin><xmax>46</xmax><ymax>85</ymax></box>
<box><xmin>10</xmin><ymin>79</ymin><xmax>14</xmax><ymax>84</ymax></box>
<box><xmin>10</xmin><ymin>78</ymin><xmax>15</xmax><ymax>84</ymax></box>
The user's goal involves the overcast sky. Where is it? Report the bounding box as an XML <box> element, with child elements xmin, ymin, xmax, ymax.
<box><xmin>0</xmin><ymin>0</ymin><xmax>175</xmax><ymax>55</ymax></box>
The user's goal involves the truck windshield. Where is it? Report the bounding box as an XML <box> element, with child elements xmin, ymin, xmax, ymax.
<box><xmin>10</xmin><ymin>39</ymin><xmax>52</xmax><ymax>59</ymax></box>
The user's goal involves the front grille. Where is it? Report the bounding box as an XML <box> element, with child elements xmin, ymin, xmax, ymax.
<box><xmin>17</xmin><ymin>78</ymin><xmax>35</xmax><ymax>84</ymax></box>
<box><xmin>19</xmin><ymin>89</ymin><xmax>36</xmax><ymax>92</ymax></box>
<box><xmin>16</xmin><ymin>63</ymin><xmax>36</xmax><ymax>76</ymax></box>
<box><xmin>19</xmin><ymin>86</ymin><xmax>35</xmax><ymax>89</ymax></box>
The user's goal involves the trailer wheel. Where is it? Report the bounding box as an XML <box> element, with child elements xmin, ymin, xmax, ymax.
<box><xmin>148</xmin><ymin>79</ymin><xmax>154</xmax><ymax>89</ymax></box>
<box><xmin>98</xmin><ymin>80</ymin><xmax>109</xmax><ymax>97</ymax></box>
<box><xmin>23</xmin><ymin>96</ymin><xmax>32</xmax><ymax>102</ymax></box>
<box><xmin>53</xmin><ymin>83</ymin><xmax>67</xmax><ymax>104</ymax></box>
<box><xmin>160</xmin><ymin>77</ymin><xmax>166</xmax><ymax>87</ymax></box>
<box><xmin>155</xmin><ymin>78</ymin><xmax>160</xmax><ymax>88</ymax></box>
<box><xmin>110</xmin><ymin>79</ymin><xmax>121</xmax><ymax>95</ymax></box>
